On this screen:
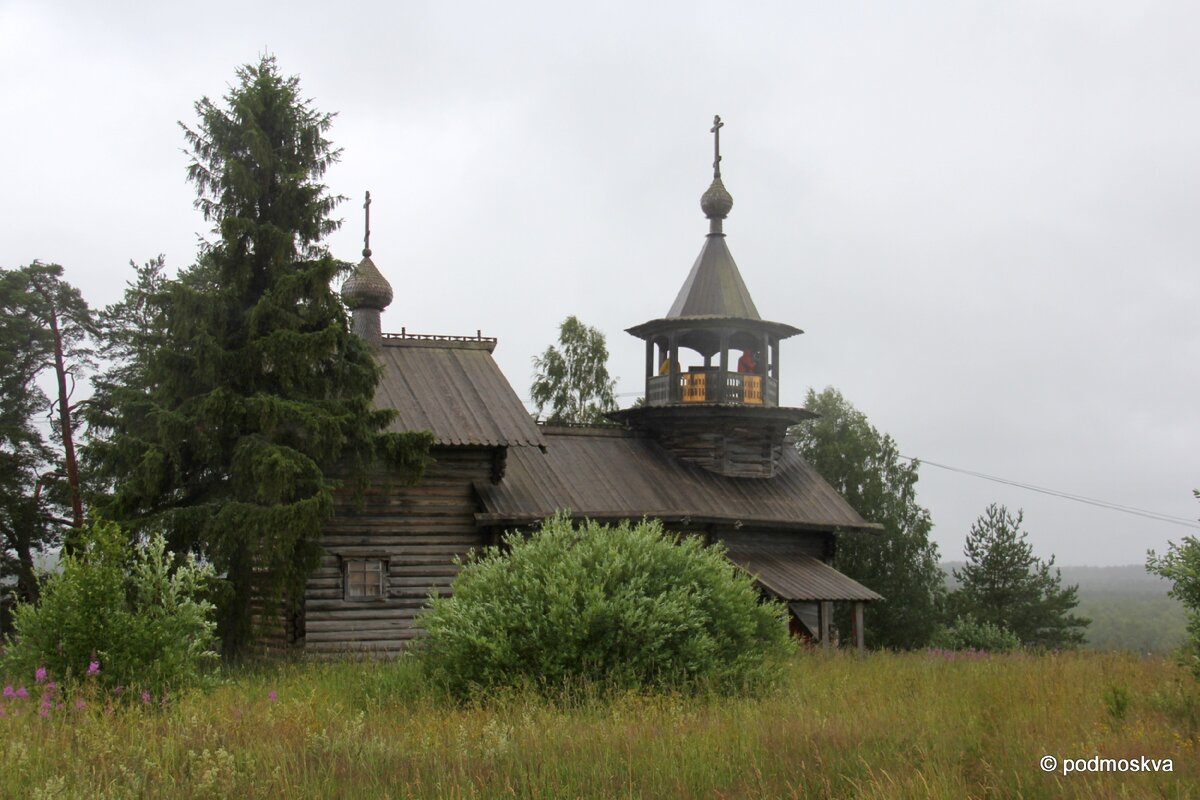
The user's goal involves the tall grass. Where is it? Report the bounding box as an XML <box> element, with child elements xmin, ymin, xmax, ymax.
<box><xmin>1</xmin><ymin>651</ymin><xmax>1196</xmax><ymax>798</ymax></box>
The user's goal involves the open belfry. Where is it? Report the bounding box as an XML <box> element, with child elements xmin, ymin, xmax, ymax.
<box><xmin>292</xmin><ymin>118</ymin><xmax>882</xmax><ymax>657</ymax></box>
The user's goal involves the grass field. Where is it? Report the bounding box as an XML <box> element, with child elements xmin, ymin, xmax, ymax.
<box><xmin>1</xmin><ymin>650</ymin><xmax>1197</xmax><ymax>798</ymax></box>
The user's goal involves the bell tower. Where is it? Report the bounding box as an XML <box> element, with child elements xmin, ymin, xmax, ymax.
<box><xmin>609</xmin><ymin>117</ymin><xmax>814</xmax><ymax>477</ymax></box>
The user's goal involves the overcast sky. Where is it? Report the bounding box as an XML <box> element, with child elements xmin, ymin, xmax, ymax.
<box><xmin>3</xmin><ymin>0</ymin><xmax>1197</xmax><ymax>566</ymax></box>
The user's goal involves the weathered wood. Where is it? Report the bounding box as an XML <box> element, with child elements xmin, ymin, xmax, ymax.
<box><xmin>304</xmin><ymin>638</ymin><xmax>413</xmax><ymax>654</ymax></box>
<box><xmin>854</xmin><ymin>601</ymin><xmax>865</xmax><ymax>654</ymax></box>
<box><xmin>819</xmin><ymin>600</ymin><xmax>832</xmax><ymax>650</ymax></box>
<box><xmin>301</xmin><ymin>446</ymin><xmax>492</xmax><ymax>655</ymax></box>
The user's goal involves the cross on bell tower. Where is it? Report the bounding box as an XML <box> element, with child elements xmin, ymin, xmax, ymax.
<box><xmin>610</xmin><ymin>116</ymin><xmax>812</xmax><ymax>478</ymax></box>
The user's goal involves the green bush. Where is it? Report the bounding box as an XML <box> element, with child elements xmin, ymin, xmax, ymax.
<box><xmin>931</xmin><ymin>616</ymin><xmax>1021</xmax><ymax>653</ymax></box>
<box><xmin>1147</xmin><ymin>527</ymin><xmax>1200</xmax><ymax>680</ymax></box>
<box><xmin>418</xmin><ymin>515</ymin><xmax>792</xmax><ymax>698</ymax></box>
<box><xmin>2</xmin><ymin>520</ymin><xmax>218</xmax><ymax>695</ymax></box>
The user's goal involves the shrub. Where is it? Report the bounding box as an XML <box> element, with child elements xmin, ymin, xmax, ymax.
<box><xmin>931</xmin><ymin>616</ymin><xmax>1021</xmax><ymax>653</ymax></box>
<box><xmin>1147</xmin><ymin>525</ymin><xmax>1200</xmax><ymax>680</ymax></box>
<box><xmin>418</xmin><ymin>514</ymin><xmax>792</xmax><ymax>697</ymax></box>
<box><xmin>2</xmin><ymin>520</ymin><xmax>218</xmax><ymax>695</ymax></box>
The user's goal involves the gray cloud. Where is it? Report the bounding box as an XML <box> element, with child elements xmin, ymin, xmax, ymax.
<box><xmin>3</xmin><ymin>0</ymin><xmax>1196</xmax><ymax>564</ymax></box>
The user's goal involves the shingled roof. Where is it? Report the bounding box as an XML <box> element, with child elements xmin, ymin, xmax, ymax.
<box><xmin>474</xmin><ymin>426</ymin><xmax>879</xmax><ymax>533</ymax></box>
<box><xmin>666</xmin><ymin>234</ymin><xmax>760</xmax><ymax>319</ymax></box>
<box><xmin>723</xmin><ymin>541</ymin><xmax>883</xmax><ymax>602</ymax></box>
<box><xmin>375</xmin><ymin>336</ymin><xmax>545</xmax><ymax>448</ymax></box>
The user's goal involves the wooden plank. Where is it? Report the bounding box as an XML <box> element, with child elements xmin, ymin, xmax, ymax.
<box><xmin>306</xmin><ymin>628</ymin><xmax>421</xmax><ymax>643</ymax></box>
<box><xmin>306</xmin><ymin>616</ymin><xmax>421</xmax><ymax>632</ymax></box>
<box><xmin>304</xmin><ymin>638</ymin><xmax>414</xmax><ymax>653</ymax></box>
<box><xmin>307</xmin><ymin>597</ymin><xmax>438</xmax><ymax>611</ymax></box>
<box><xmin>306</xmin><ymin>606</ymin><xmax>427</xmax><ymax>621</ymax></box>
<box><xmin>820</xmin><ymin>600</ymin><xmax>832</xmax><ymax>650</ymax></box>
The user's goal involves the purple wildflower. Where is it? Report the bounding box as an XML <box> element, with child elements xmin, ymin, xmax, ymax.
<box><xmin>75</xmin><ymin>698</ymin><xmax>87</xmax><ymax>711</ymax></box>
<box><xmin>2</xmin><ymin>685</ymin><xmax>13</xmax><ymax>699</ymax></box>
<box><xmin>141</xmin><ymin>691</ymin><xmax>151</xmax><ymax>705</ymax></box>
<box><xmin>37</xmin><ymin>706</ymin><xmax>49</xmax><ymax>718</ymax></box>
<box><xmin>87</xmin><ymin>661</ymin><xmax>100</xmax><ymax>676</ymax></box>
<box><xmin>35</xmin><ymin>666</ymin><xmax>46</xmax><ymax>684</ymax></box>
<box><xmin>15</xmin><ymin>687</ymin><xmax>28</xmax><ymax>699</ymax></box>
<box><xmin>45</xmin><ymin>681</ymin><xmax>56</xmax><ymax>693</ymax></box>
<box><xmin>268</xmin><ymin>690</ymin><xmax>278</xmax><ymax>702</ymax></box>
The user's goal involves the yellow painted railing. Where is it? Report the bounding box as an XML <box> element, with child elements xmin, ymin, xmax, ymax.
<box><xmin>681</xmin><ymin>372</ymin><xmax>708</xmax><ymax>402</ymax></box>
<box><xmin>743</xmin><ymin>375</ymin><xmax>763</xmax><ymax>404</ymax></box>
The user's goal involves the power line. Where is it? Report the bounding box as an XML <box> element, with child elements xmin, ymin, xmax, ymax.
<box><xmin>902</xmin><ymin>455</ymin><xmax>1200</xmax><ymax>530</ymax></box>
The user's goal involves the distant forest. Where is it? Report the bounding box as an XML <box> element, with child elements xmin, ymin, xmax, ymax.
<box><xmin>941</xmin><ymin>562</ymin><xmax>1188</xmax><ymax>653</ymax></box>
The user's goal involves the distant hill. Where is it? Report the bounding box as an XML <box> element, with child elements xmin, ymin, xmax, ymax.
<box><xmin>939</xmin><ymin>562</ymin><xmax>1188</xmax><ymax>653</ymax></box>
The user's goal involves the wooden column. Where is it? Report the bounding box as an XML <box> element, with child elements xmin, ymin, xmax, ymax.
<box><xmin>668</xmin><ymin>333</ymin><xmax>679</xmax><ymax>403</ymax></box>
<box><xmin>854</xmin><ymin>602</ymin><xmax>865</xmax><ymax>654</ymax></box>
<box><xmin>644</xmin><ymin>339</ymin><xmax>654</xmax><ymax>399</ymax></box>
<box><xmin>717</xmin><ymin>332</ymin><xmax>729</xmax><ymax>402</ymax></box>
<box><xmin>819</xmin><ymin>600</ymin><xmax>832</xmax><ymax>650</ymax></box>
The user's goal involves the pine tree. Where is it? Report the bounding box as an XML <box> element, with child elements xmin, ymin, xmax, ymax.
<box><xmin>0</xmin><ymin>262</ymin><xmax>93</xmax><ymax>602</ymax></box>
<box><xmin>0</xmin><ymin>268</ymin><xmax>56</xmax><ymax>605</ymax></box>
<box><xmin>954</xmin><ymin>503</ymin><xmax>1089</xmax><ymax>648</ymax></box>
<box><xmin>85</xmin><ymin>57</ymin><xmax>430</xmax><ymax>653</ymax></box>
<box><xmin>791</xmin><ymin>387</ymin><xmax>945</xmax><ymax>649</ymax></box>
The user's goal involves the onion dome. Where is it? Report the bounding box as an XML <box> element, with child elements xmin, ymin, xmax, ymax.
<box><xmin>701</xmin><ymin>176</ymin><xmax>734</xmax><ymax>221</ymax></box>
<box><xmin>341</xmin><ymin>190</ymin><xmax>393</xmax><ymax>311</ymax></box>
<box><xmin>341</xmin><ymin>252</ymin><xmax>393</xmax><ymax>311</ymax></box>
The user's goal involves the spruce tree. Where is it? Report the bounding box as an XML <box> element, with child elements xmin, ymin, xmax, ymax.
<box><xmin>791</xmin><ymin>387</ymin><xmax>945</xmax><ymax>649</ymax></box>
<box><xmin>954</xmin><ymin>504</ymin><xmax>1089</xmax><ymax>648</ymax></box>
<box><xmin>86</xmin><ymin>57</ymin><xmax>430</xmax><ymax>653</ymax></box>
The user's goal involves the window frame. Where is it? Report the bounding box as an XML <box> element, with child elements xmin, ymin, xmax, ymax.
<box><xmin>343</xmin><ymin>557</ymin><xmax>387</xmax><ymax>602</ymax></box>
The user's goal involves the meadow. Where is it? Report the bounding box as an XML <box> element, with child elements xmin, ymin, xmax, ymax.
<box><xmin>1</xmin><ymin>650</ymin><xmax>1197</xmax><ymax>799</ymax></box>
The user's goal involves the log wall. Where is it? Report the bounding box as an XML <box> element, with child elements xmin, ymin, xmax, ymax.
<box><xmin>647</xmin><ymin>417</ymin><xmax>788</xmax><ymax>478</ymax></box>
<box><xmin>302</xmin><ymin>446</ymin><xmax>494</xmax><ymax>657</ymax></box>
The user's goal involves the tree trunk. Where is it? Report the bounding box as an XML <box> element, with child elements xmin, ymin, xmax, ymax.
<box><xmin>46</xmin><ymin>303</ymin><xmax>84</xmax><ymax>534</ymax></box>
<box><xmin>13</xmin><ymin>533</ymin><xmax>40</xmax><ymax>604</ymax></box>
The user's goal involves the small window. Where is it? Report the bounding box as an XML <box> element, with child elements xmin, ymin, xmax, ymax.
<box><xmin>344</xmin><ymin>559</ymin><xmax>386</xmax><ymax>600</ymax></box>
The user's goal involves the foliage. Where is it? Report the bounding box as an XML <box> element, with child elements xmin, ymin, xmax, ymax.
<box><xmin>530</xmin><ymin>316</ymin><xmax>618</xmax><ymax>424</ymax></box>
<box><xmin>1147</xmin><ymin>493</ymin><xmax>1200</xmax><ymax>678</ymax></box>
<box><xmin>953</xmin><ymin>503</ymin><xmax>1089</xmax><ymax>649</ymax></box>
<box><xmin>2</xmin><ymin>520</ymin><xmax>218</xmax><ymax>695</ymax></box>
<box><xmin>790</xmin><ymin>387</ymin><xmax>945</xmax><ymax>649</ymax></box>
<box><xmin>0</xmin><ymin>263</ymin><xmax>94</xmax><ymax>606</ymax></box>
<box><xmin>1</xmin><ymin>263</ymin><xmax>95</xmax><ymax>536</ymax></box>
<box><xmin>931</xmin><ymin>616</ymin><xmax>1021</xmax><ymax>653</ymax></box>
<box><xmin>82</xmin><ymin>57</ymin><xmax>430</xmax><ymax>654</ymax></box>
<box><xmin>419</xmin><ymin>514</ymin><xmax>792</xmax><ymax>697</ymax></box>
<box><xmin>1075</xmin><ymin>591</ymin><xmax>1188</xmax><ymax>653</ymax></box>
<box><xmin>0</xmin><ymin>652</ymin><xmax>1196</xmax><ymax>797</ymax></box>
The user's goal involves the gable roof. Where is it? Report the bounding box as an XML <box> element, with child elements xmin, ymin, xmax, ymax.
<box><xmin>474</xmin><ymin>427</ymin><xmax>879</xmax><ymax>533</ymax></box>
<box><xmin>375</xmin><ymin>336</ymin><xmax>545</xmax><ymax>448</ymax></box>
